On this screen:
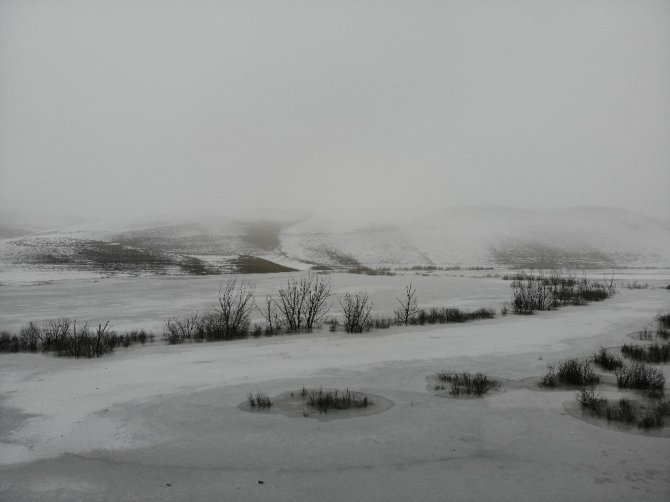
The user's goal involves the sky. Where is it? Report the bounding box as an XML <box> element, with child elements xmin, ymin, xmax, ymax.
<box><xmin>1</xmin><ymin>0</ymin><xmax>669</xmax><ymax>222</ymax></box>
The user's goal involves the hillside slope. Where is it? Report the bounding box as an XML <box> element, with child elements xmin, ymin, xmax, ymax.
<box><xmin>1</xmin><ymin>207</ymin><xmax>668</xmax><ymax>282</ymax></box>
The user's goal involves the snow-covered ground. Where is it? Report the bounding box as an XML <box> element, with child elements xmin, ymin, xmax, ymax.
<box><xmin>1</xmin><ymin>275</ymin><xmax>669</xmax><ymax>501</ymax></box>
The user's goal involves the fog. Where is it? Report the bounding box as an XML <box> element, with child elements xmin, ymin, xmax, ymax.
<box><xmin>1</xmin><ymin>0</ymin><xmax>669</xmax><ymax>222</ymax></box>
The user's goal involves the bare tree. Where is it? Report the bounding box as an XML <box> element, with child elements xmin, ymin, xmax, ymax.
<box><xmin>275</xmin><ymin>274</ymin><xmax>331</xmax><ymax>332</ymax></box>
<box><xmin>275</xmin><ymin>277</ymin><xmax>305</xmax><ymax>331</ymax></box>
<box><xmin>213</xmin><ymin>279</ymin><xmax>255</xmax><ymax>339</ymax></box>
<box><xmin>304</xmin><ymin>275</ymin><xmax>332</xmax><ymax>330</ymax></box>
<box><xmin>394</xmin><ymin>284</ymin><xmax>418</xmax><ymax>325</ymax></box>
<box><xmin>339</xmin><ymin>292</ymin><xmax>373</xmax><ymax>333</ymax></box>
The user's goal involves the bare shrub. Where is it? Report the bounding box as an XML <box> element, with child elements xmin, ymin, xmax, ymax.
<box><xmin>394</xmin><ymin>284</ymin><xmax>418</xmax><ymax>325</ymax></box>
<box><xmin>302</xmin><ymin>387</ymin><xmax>371</xmax><ymax>412</ymax></box>
<box><xmin>638</xmin><ymin>400</ymin><xmax>670</xmax><ymax>428</ymax></box>
<box><xmin>275</xmin><ymin>274</ymin><xmax>331</xmax><ymax>332</ymax></box>
<box><xmin>592</xmin><ymin>347</ymin><xmax>623</xmax><ymax>371</ymax></box>
<box><xmin>41</xmin><ymin>318</ymin><xmax>72</xmax><ymax>352</ymax></box>
<box><xmin>0</xmin><ymin>331</ymin><xmax>19</xmax><ymax>352</ymax></box>
<box><xmin>19</xmin><ymin>322</ymin><xmax>41</xmax><ymax>352</ymax></box>
<box><xmin>2</xmin><ymin>319</ymin><xmax>148</xmax><ymax>357</ymax></box>
<box><xmin>247</xmin><ymin>392</ymin><xmax>272</xmax><ymax>408</ymax></box>
<box><xmin>576</xmin><ymin>390</ymin><xmax>668</xmax><ymax>428</ymax></box>
<box><xmin>511</xmin><ymin>273</ymin><xmax>613</xmax><ymax>314</ymax></box>
<box><xmin>615</xmin><ymin>363</ymin><xmax>665</xmax><ymax>392</ymax></box>
<box><xmin>605</xmin><ymin>398</ymin><xmax>636</xmax><ymax>423</ymax></box>
<box><xmin>212</xmin><ymin>279</ymin><xmax>255</xmax><ymax>338</ymax></box>
<box><xmin>415</xmin><ymin>307</ymin><xmax>495</xmax><ymax>325</ymax></box>
<box><xmin>576</xmin><ymin>386</ymin><xmax>606</xmax><ymax>414</ymax></box>
<box><xmin>256</xmin><ymin>294</ymin><xmax>283</xmax><ymax>334</ymax></box>
<box><xmin>163</xmin><ymin>311</ymin><xmax>199</xmax><ymax>344</ymax></box>
<box><xmin>339</xmin><ymin>292</ymin><xmax>373</xmax><ymax>333</ymax></box>
<box><xmin>436</xmin><ymin>371</ymin><xmax>499</xmax><ymax>396</ymax></box>
<box><xmin>540</xmin><ymin>359</ymin><xmax>599</xmax><ymax>387</ymax></box>
<box><xmin>622</xmin><ymin>342</ymin><xmax>670</xmax><ymax>363</ymax></box>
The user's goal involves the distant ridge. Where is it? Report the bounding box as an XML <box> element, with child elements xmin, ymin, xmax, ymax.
<box><xmin>1</xmin><ymin>207</ymin><xmax>668</xmax><ymax>280</ymax></box>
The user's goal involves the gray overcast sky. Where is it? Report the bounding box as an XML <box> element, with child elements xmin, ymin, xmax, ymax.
<box><xmin>1</xmin><ymin>0</ymin><xmax>669</xmax><ymax>222</ymax></box>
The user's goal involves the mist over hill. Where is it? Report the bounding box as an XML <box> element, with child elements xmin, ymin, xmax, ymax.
<box><xmin>0</xmin><ymin>207</ymin><xmax>668</xmax><ymax>282</ymax></box>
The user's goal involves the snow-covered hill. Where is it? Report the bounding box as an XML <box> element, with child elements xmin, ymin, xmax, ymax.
<box><xmin>280</xmin><ymin>207</ymin><xmax>670</xmax><ymax>269</ymax></box>
<box><xmin>1</xmin><ymin>207</ymin><xmax>668</xmax><ymax>282</ymax></box>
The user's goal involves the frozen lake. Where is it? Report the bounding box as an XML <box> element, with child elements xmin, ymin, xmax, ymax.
<box><xmin>2</xmin><ymin>269</ymin><xmax>669</xmax><ymax>334</ymax></box>
<box><xmin>1</xmin><ymin>279</ymin><xmax>669</xmax><ymax>500</ymax></box>
<box><xmin>0</xmin><ymin>272</ymin><xmax>513</xmax><ymax>333</ymax></box>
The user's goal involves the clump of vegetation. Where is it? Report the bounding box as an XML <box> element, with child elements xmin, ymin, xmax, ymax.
<box><xmin>593</xmin><ymin>347</ymin><xmax>623</xmax><ymax>371</ymax></box>
<box><xmin>638</xmin><ymin>401</ymin><xmax>670</xmax><ymax>429</ymax></box>
<box><xmin>576</xmin><ymin>387</ymin><xmax>669</xmax><ymax>429</ymax></box>
<box><xmin>300</xmin><ymin>387</ymin><xmax>371</xmax><ymax>413</ymax></box>
<box><xmin>359</xmin><ymin>281</ymin><xmax>496</xmax><ymax>331</ymax></box>
<box><xmin>372</xmin><ymin>317</ymin><xmax>393</xmax><ymax>329</ymax></box>
<box><xmin>436</xmin><ymin>371</ymin><xmax>499</xmax><ymax>396</ymax></box>
<box><xmin>615</xmin><ymin>363</ymin><xmax>665</xmax><ymax>392</ymax></box>
<box><xmin>415</xmin><ymin>307</ymin><xmax>495</xmax><ymax>325</ymax></box>
<box><xmin>636</xmin><ymin>328</ymin><xmax>654</xmax><ymax>341</ymax></box>
<box><xmin>0</xmin><ymin>319</ymin><xmax>153</xmax><ymax>357</ymax></box>
<box><xmin>163</xmin><ymin>311</ymin><xmax>200</xmax><ymax>344</ymax></box>
<box><xmin>605</xmin><ymin>398</ymin><xmax>637</xmax><ymax>424</ymax></box>
<box><xmin>657</xmin><ymin>312</ymin><xmax>670</xmax><ymax>328</ymax></box>
<box><xmin>163</xmin><ymin>279</ymin><xmax>256</xmax><ymax>343</ymax></box>
<box><xmin>621</xmin><ymin>343</ymin><xmax>670</xmax><ymax>363</ymax></box>
<box><xmin>164</xmin><ymin>275</ymin><xmax>333</xmax><ymax>343</ymax></box>
<box><xmin>624</xmin><ymin>281</ymin><xmax>649</xmax><ymax>289</ymax></box>
<box><xmin>348</xmin><ymin>266</ymin><xmax>394</xmax><ymax>276</ymax></box>
<box><xmin>247</xmin><ymin>392</ymin><xmax>272</xmax><ymax>408</ymax></box>
<box><xmin>502</xmin><ymin>271</ymin><xmax>539</xmax><ymax>281</ymax></box>
<box><xmin>310</xmin><ymin>264</ymin><xmax>332</xmax><ymax>271</ymax></box>
<box><xmin>511</xmin><ymin>272</ymin><xmax>614</xmax><ymax>314</ymax></box>
<box><xmin>540</xmin><ymin>359</ymin><xmax>600</xmax><ymax>387</ymax></box>
<box><xmin>398</xmin><ymin>265</ymin><xmax>440</xmax><ymax>271</ymax></box>
<box><xmin>162</xmin><ymin>278</ymin><xmax>502</xmax><ymax>340</ymax></box>
<box><xmin>657</xmin><ymin>313</ymin><xmax>670</xmax><ymax>340</ymax></box>
<box><xmin>576</xmin><ymin>386</ymin><xmax>607</xmax><ymax>414</ymax></box>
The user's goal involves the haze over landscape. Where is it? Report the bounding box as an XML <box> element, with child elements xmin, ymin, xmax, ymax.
<box><xmin>1</xmin><ymin>2</ymin><xmax>670</xmax><ymax>501</ymax></box>
<box><xmin>1</xmin><ymin>0</ymin><xmax>669</xmax><ymax>223</ymax></box>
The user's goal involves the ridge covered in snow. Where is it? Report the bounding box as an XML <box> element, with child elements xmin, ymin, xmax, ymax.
<box><xmin>1</xmin><ymin>207</ymin><xmax>669</xmax><ymax>282</ymax></box>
